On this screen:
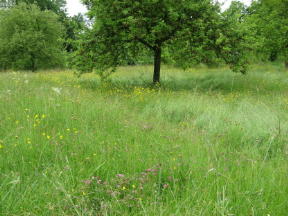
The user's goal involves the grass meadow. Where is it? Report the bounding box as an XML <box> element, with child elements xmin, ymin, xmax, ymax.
<box><xmin>1</xmin><ymin>64</ymin><xmax>288</xmax><ymax>215</ymax></box>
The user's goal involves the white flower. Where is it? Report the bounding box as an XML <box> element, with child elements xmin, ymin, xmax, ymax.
<box><xmin>208</xmin><ymin>168</ymin><xmax>216</xmax><ymax>173</ymax></box>
<box><xmin>52</xmin><ymin>87</ymin><xmax>62</xmax><ymax>95</ymax></box>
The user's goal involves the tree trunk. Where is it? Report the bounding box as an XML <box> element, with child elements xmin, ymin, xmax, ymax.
<box><xmin>153</xmin><ymin>47</ymin><xmax>162</xmax><ymax>84</ymax></box>
<box><xmin>31</xmin><ymin>54</ymin><xmax>37</xmax><ymax>72</ymax></box>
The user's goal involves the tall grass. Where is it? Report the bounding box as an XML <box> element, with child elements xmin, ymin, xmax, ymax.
<box><xmin>1</xmin><ymin>65</ymin><xmax>288</xmax><ymax>215</ymax></box>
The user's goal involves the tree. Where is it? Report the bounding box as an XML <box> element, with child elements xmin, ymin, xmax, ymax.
<box><xmin>63</xmin><ymin>13</ymin><xmax>86</xmax><ymax>52</ymax></box>
<box><xmin>0</xmin><ymin>0</ymin><xmax>66</xmax><ymax>13</ymax></box>
<box><xmin>247</xmin><ymin>0</ymin><xmax>288</xmax><ymax>68</ymax></box>
<box><xmin>0</xmin><ymin>0</ymin><xmax>82</xmax><ymax>53</ymax></box>
<box><xmin>75</xmin><ymin>0</ymin><xmax>247</xmax><ymax>83</ymax></box>
<box><xmin>0</xmin><ymin>3</ymin><xmax>64</xmax><ymax>71</ymax></box>
<box><xmin>0</xmin><ymin>0</ymin><xmax>14</xmax><ymax>8</ymax></box>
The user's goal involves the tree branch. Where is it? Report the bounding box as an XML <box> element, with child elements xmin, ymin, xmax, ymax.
<box><xmin>135</xmin><ymin>36</ymin><xmax>155</xmax><ymax>50</ymax></box>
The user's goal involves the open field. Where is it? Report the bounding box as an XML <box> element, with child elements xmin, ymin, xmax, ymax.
<box><xmin>1</xmin><ymin>65</ymin><xmax>288</xmax><ymax>215</ymax></box>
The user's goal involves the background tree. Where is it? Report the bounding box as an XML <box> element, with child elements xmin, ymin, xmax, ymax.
<box><xmin>63</xmin><ymin>13</ymin><xmax>86</xmax><ymax>53</ymax></box>
<box><xmin>0</xmin><ymin>3</ymin><xmax>64</xmax><ymax>71</ymax></box>
<box><xmin>0</xmin><ymin>0</ymin><xmax>14</xmax><ymax>8</ymax></box>
<box><xmin>0</xmin><ymin>0</ymin><xmax>86</xmax><ymax>53</ymax></box>
<box><xmin>0</xmin><ymin>0</ymin><xmax>66</xmax><ymax>13</ymax></box>
<box><xmin>246</xmin><ymin>0</ymin><xmax>288</xmax><ymax>68</ymax></box>
<box><xmin>75</xmin><ymin>0</ymin><xmax>247</xmax><ymax>83</ymax></box>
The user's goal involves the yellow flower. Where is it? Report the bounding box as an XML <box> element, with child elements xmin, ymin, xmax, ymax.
<box><xmin>59</xmin><ymin>135</ymin><xmax>63</xmax><ymax>140</ymax></box>
<box><xmin>47</xmin><ymin>135</ymin><xmax>51</xmax><ymax>140</ymax></box>
<box><xmin>122</xmin><ymin>186</ymin><xmax>126</xmax><ymax>190</ymax></box>
<box><xmin>132</xmin><ymin>185</ymin><xmax>136</xmax><ymax>189</ymax></box>
<box><xmin>27</xmin><ymin>141</ymin><xmax>31</xmax><ymax>144</ymax></box>
<box><xmin>0</xmin><ymin>144</ymin><xmax>4</xmax><ymax>149</ymax></box>
<box><xmin>34</xmin><ymin>114</ymin><xmax>39</xmax><ymax>119</ymax></box>
<box><xmin>66</xmin><ymin>128</ymin><xmax>70</xmax><ymax>132</ymax></box>
<box><xmin>41</xmin><ymin>114</ymin><xmax>46</xmax><ymax>119</ymax></box>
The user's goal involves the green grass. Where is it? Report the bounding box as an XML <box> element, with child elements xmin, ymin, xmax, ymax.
<box><xmin>1</xmin><ymin>65</ymin><xmax>288</xmax><ymax>215</ymax></box>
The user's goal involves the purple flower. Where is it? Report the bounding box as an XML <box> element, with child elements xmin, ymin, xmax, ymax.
<box><xmin>116</xmin><ymin>174</ymin><xmax>125</xmax><ymax>178</ymax></box>
<box><xmin>82</xmin><ymin>179</ymin><xmax>92</xmax><ymax>185</ymax></box>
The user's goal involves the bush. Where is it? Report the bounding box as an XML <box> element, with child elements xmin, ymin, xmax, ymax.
<box><xmin>0</xmin><ymin>3</ymin><xmax>65</xmax><ymax>71</ymax></box>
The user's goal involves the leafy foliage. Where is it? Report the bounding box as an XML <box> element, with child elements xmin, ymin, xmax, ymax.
<box><xmin>0</xmin><ymin>3</ymin><xmax>64</xmax><ymax>71</ymax></box>
<box><xmin>246</xmin><ymin>0</ymin><xmax>288</xmax><ymax>67</ymax></box>
<box><xmin>74</xmin><ymin>0</ymin><xmax>248</xmax><ymax>82</ymax></box>
<box><xmin>0</xmin><ymin>0</ymin><xmax>66</xmax><ymax>13</ymax></box>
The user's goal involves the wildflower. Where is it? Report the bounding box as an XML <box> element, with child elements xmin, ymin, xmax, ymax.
<box><xmin>82</xmin><ymin>179</ymin><xmax>92</xmax><ymax>185</ymax></box>
<box><xmin>0</xmin><ymin>144</ymin><xmax>4</xmax><ymax>149</ymax></box>
<box><xmin>132</xmin><ymin>184</ymin><xmax>136</xmax><ymax>189</ymax></box>
<box><xmin>47</xmin><ymin>135</ymin><xmax>51</xmax><ymax>140</ymax></box>
<box><xmin>122</xmin><ymin>186</ymin><xmax>126</xmax><ymax>190</ymax></box>
<box><xmin>73</xmin><ymin>128</ymin><xmax>78</xmax><ymax>134</ymax></box>
<box><xmin>66</xmin><ymin>128</ymin><xmax>70</xmax><ymax>132</ymax></box>
<box><xmin>116</xmin><ymin>174</ymin><xmax>125</xmax><ymax>178</ymax></box>
<box><xmin>34</xmin><ymin>114</ymin><xmax>39</xmax><ymax>119</ymax></box>
<box><xmin>145</xmin><ymin>169</ymin><xmax>158</xmax><ymax>173</ymax></box>
<box><xmin>59</xmin><ymin>135</ymin><xmax>63</xmax><ymax>140</ymax></box>
<box><xmin>41</xmin><ymin>114</ymin><xmax>46</xmax><ymax>119</ymax></box>
<box><xmin>27</xmin><ymin>140</ymin><xmax>31</xmax><ymax>144</ymax></box>
<box><xmin>52</xmin><ymin>87</ymin><xmax>62</xmax><ymax>95</ymax></box>
<box><xmin>208</xmin><ymin>168</ymin><xmax>216</xmax><ymax>173</ymax></box>
<box><xmin>163</xmin><ymin>184</ymin><xmax>169</xmax><ymax>189</ymax></box>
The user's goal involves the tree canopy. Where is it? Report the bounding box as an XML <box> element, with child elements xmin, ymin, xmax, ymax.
<box><xmin>0</xmin><ymin>3</ymin><xmax>64</xmax><ymax>71</ymax></box>
<box><xmin>0</xmin><ymin>0</ymin><xmax>287</xmax><ymax>76</ymax></box>
<box><xmin>0</xmin><ymin>0</ymin><xmax>66</xmax><ymax>13</ymax></box>
<box><xmin>246</xmin><ymin>0</ymin><xmax>288</xmax><ymax>67</ymax></box>
<box><xmin>74</xmin><ymin>0</ymin><xmax>248</xmax><ymax>83</ymax></box>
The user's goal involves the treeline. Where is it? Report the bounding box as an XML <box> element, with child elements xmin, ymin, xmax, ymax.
<box><xmin>0</xmin><ymin>0</ymin><xmax>287</xmax><ymax>81</ymax></box>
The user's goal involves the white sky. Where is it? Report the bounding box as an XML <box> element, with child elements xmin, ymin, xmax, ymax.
<box><xmin>66</xmin><ymin>0</ymin><xmax>87</xmax><ymax>16</ymax></box>
<box><xmin>219</xmin><ymin>0</ymin><xmax>253</xmax><ymax>10</ymax></box>
<box><xmin>66</xmin><ymin>0</ymin><xmax>253</xmax><ymax>16</ymax></box>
